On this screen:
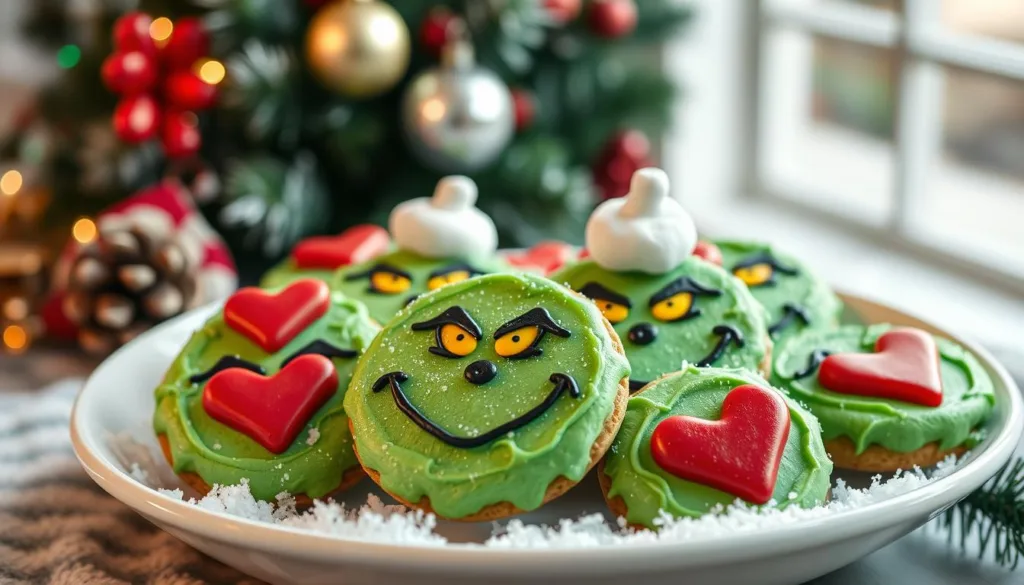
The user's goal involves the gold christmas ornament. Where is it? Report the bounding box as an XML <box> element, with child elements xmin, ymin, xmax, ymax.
<box><xmin>305</xmin><ymin>0</ymin><xmax>411</xmax><ymax>99</ymax></box>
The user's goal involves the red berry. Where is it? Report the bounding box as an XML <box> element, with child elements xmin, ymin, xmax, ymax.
<box><xmin>112</xmin><ymin>12</ymin><xmax>156</xmax><ymax>55</ymax></box>
<box><xmin>593</xmin><ymin>129</ymin><xmax>653</xmax><ymax>200</ymax></box>
<box><xmin>614</xmin><ymin>129</ymin><xmax>651</xmax><ymax>160</ymax></box>
<box><xmin>420</xmin><ymin>8</ymin><xmax>457</xmax><ymax>57</ymax></box>
<box><xmin>101</xmin><ymin>50</ymin><xmax>158</xmax><ymax>95</ymax></box>
<box><xmin>545</xmin><ymin>0</ymin><xmax>583</xmax><ymax>23</ymax></box>
<box><xmin>588</xmin><ymin>0</ymin><xmax>638</xmax><ymax>38</ymax></box>
<box><xmin>112</xmin><ymin>95</ymin><xmax>161</xmax><ymax>143</ymax></box>
<box><xmin>511</xmin><ymin>89</ymin><xmax>536</xmax><ymax>131</ymax></box>
<box><xmin>162</xmin><ymin>111</ymin><xmax>202</xmax><ymax>159</ymax></box>
<box><xmin>162</xmin><ymin>17</ymin><xmax>210</xmax><ymax>71</ymax></box>
<box><xmin>164</xmin><ymin>71</ymin><xmax>218</xmax><ymax>111</ymax></box>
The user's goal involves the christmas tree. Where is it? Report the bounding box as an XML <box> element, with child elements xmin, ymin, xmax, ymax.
<box><xmin>5</xmin><ymin>0</ymin><xmax>689</xmax><ymax>280</ymax></box>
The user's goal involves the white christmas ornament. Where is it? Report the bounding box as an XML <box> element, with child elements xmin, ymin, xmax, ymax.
<box><xmin>585</xmin><ymin>167</ymin><xmax>697</xmax><ymax>274</ymax></box>
<box><xmin>389</xmin><ymin>175</ymin><xmax>498</xmax><ymax>260</ymax></box>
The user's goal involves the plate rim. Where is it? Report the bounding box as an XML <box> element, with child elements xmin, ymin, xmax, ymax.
<box><xmin>70</xmin><ymin>291</ymin><xmax>1024</xmax><ymax>571</ymax></box>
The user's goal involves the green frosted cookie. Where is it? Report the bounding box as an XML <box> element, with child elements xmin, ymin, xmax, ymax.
<box><xmin>344</xmin><ymin>272</ymin><xmax>630</xmax><ymax>520</ymax></box>
<box><xmin>716</xmin><ymin>240</ymin><xmax>842</xmax><ymax>342</ymax></box>
<box><xmin>772</xmin><ymin>324</ymin><xmax>995</xmax><ymax>465</ymax></box>
<box><xmin>552</xmin><ymin>256</ymin><xmax>771</xmax><ymax>391</ymax></box>
<box><xmin>601</xmin><ymin>366</ymin><xmax>832</xmax><ymax>530</ymax></box>
<box><xmin>154</xmin><ymin>279</ymin><xmax>380</xmax><ymax>501</ymax></box>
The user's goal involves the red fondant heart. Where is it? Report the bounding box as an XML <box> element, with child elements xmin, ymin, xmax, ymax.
<box><xmin>291</xmin><ymin>224</ymin><xmax>390</xmax><ymax>270</ymax></box>
<box><xmin>224</xmin><ymin>279</ymin><xmax>330</xmax><ymax>353</ymax></box>
<box><xmin>693</xmin><ymin>240</ymin><xmax>723</xmax><ymax>266</ymax></box>
<box><xmin>650</xmin><ymin>384</ymin><xmax>791</xmax><ymax>504</ymax></box>
<box><xmin>504</xmin><ymin>241</ymin><xmax>576</xmax><ymax>275</ymax></box>
<box><xmin>203</xmin><ymin>354</ymin><xmax>338</xmax><ymax>454</ymax></box>
<box><xmin>819</xmin><ymin>328</ymin><xmax>943</xmax><ymax>407</ymax></box>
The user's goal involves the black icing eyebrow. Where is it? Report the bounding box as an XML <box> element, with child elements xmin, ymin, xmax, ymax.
<box><xmin>579</xmin><ymin>282</ymin><xmax>632</xmax><ymax>308</ymax></box>
<box><xmin>189</xmin><ymin>355</ymin><xmax>265</xmax><ymax>384</ymax></box>
<box><xmin>428</xmin><ymin>263</ymin><xmax>482</xmax><ymax>279</ymax></box>
<box><xmin>344</xmin><ymin>263</ymin><xmax>412</xmax><ymax>281</ymax></box>
<box><xmin>494</xmin><ymin>308</ymin><xmax>571</xmax><ymax>339</ymax></box>
<box><xmin>411</xmin><ymin>306</ymin><xmax>482</xmax><ymax>339</ymax></box>
<box><xmin>733</xmin><ymin>252</ymin><xmax>799</xmax><ymax>275</ymax></box>
<box><xmin>280</xmin><ymin>339</ymin><xmax>358</xmax><ymax>368</ymax></box>
<box><xmin>648</xmin><ymin>277</ymin><xmax>722</xmax><ymax>307</ymax></box>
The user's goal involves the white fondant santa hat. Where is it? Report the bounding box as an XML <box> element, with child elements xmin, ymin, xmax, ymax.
<box><xmin>389</xmin><ymin>175</ymin><xmax>498</xmax><ymax>260</ymax></box>
<box><xmin>585</xmin><ymin>167</ymin><xmax>697</xmax><ymax>274</ymax></box>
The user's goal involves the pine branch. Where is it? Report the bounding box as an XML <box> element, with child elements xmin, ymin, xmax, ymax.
<box><xmin>225</xmin><ymin>41</ymin><xmax>302</xmax><ymax>147</ymax></box>
<box><xmin>942</xmin><ymin>458</ymin><xmax>1024</xmax><ymax>568</ymax></box>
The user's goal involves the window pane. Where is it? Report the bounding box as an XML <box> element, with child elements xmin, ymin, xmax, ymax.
<box><xmin>761</xmin><ymin>32</ymin><xmax>897</xmax><ymax>224</ymax></box>
<box><xmin>914</xmin><ymin>68</ymin><xmax>1024</xmax><ymax>272</ymax></box>
<box><xmin>942</xmin><ymin>0</ymin><xmax>1024</xmax><ymax>44</ymax></box>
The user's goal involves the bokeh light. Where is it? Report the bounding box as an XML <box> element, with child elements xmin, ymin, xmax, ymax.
<box><xmin>150</xmin><ymin>17</ymin><xmax>174</xmax><ymax>43</ymax></box>
<box><xmin>72</xmin><ymin>218</ymin><xmax>98</xmax><ymax>244</ymax></box>
<box><xmin>0</xmin><ymin>170</ymin><xmax>22</xmax><ymax>196</ymax></box>
<box><xmin>3</xmin><ymin>325</ymin><xmax>28</xmax><ymax>353</ymax></box>
<box><xmin>197</xmin><ymin>59</ymin><xmax>226</xmax><ymax>85</ymax></box>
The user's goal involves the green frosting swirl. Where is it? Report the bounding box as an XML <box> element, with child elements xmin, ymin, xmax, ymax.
<box><xmin>715</xmin><ymin>240</ymin><xmax>843</xmax><ymax>343</ymax></box>
<box><xmin>604</xmin><ymin>366</ymin><xmax>832</xmax><ymax>529</ymax></box>
<box><xmin>551</xmin><ymin>257</ymin><xmax>770</xmax><ymax>384</ymax></box>
<box><xmin>771</xmin><ymin>324</ymin><xmax>995</xmax><ymax>454</ymax></box>
<box><xmin>153</xmin><ymin>291</ymin><xmax>380</xmax><ymax>501</ymax></box>
<box><xmin>344</xmin><ymin>272</ymin><xmax>630</xmax><ymax>518</ymax></box>
<box><xmin>331</xmin><ymin>249</ymin><xmax>508</xmax><ymax>325</ymax></box>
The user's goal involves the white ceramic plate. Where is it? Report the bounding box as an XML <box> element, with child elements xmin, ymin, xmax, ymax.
<box><xmin>71</xmin><ymin>294</ymin><xmax>1023</xmax><ymax>585</ymax></box>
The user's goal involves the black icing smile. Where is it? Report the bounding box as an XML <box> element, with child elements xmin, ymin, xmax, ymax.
<box><xmin>767</xmin><ymin>303</ymin><xmax>811</xmax><ymax>338</ymax></box>
<box><xmin>188</xmin><ymin>340</ymin><xmax>357</xmax><ymax>384</ymax></box>
<box><xmin>372</xmin><ymin>370</ymin><xmax>581</xmax><ymax>449</ymax></box>
<box><xmin>627</xmin><ymin>324</ymin><xmax>745</xmax><ymax>393</ymax></box>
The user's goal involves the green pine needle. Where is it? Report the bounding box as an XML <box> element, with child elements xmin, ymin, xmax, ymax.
<box><xmin>942</xmin><ymin>458</ymin><xmax>1024</xmax><ymax>568</ymax></box>
<box><xmin>225</xmin><ymin>41</ymin><xmax>301</xmax><ymax>146</ymax></box>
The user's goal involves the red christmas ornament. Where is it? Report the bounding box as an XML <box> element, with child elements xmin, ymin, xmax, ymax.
<box><xmin>112</xmin><ymin>12</ymin><xmax>156</xmax><ymax>55</ymax></box>
<box><xmin>224</xmin><ymin>280</ymin><xmax>331</xmax><ymax>353</ymax></box>
<box><xmin>162</xmin><ymin>112</ymin><xmax>202</xmax><ymax>159</ymax></box>
<box><xmin>650</xmin><ymin>384</ymin><xmax>792</xmax><ymax>504</ymax></box>
<box><xmin>162</xmin><ymin>17</ymin><xmax>210</xmax><ymax>71</ymax></box>
<box><xmin>593</xmin><ymin>129</ymin><xmax>653</xmax><ymax>200</ymax></box>
<box><xmin>101</xmin><ymin>50</ymin><xmax>158</xmax><ymax>95</ymax></box>
<box><xmin>112</xmin><ymin>94</ymin><xmax>161</xmax><ymax>143</ymax></box>
<box><xmin>511</xmin><ymin>88</ymin><xmax>536</xmax><ymax>131</ymax></box>
<box><xmin>164</xmin><ymin>71</ymin><xmax>218</xmax><ymax>111</ymax></box>
<box><xmin>819</xmin><ymin>329</ymin><xmax>943</xmax><ymax>407</ymax></box>
<box><xmin>545</xmin><ymin>0</ymin><xmax>583</xmax><ymax>23</ymax></box>
<box><xmin>420</xmin><ymin>8</ymin><xmax>457</xmax><ymax>57</ymax></box>
<box><xmin>588</xmin><ymin>0</ymin><xmax>638</xmax><ymax>38</ymax></box>
<box><xmin>203</xmin><ymin>354</ymin><xmax>338</xmax><ymax>454</ymax></box>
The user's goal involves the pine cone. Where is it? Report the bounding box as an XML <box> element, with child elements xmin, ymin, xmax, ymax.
<box><xmin>62</xmin><ymin>226</ymin><xmax>198</xmax><ymax>354</ymax></box>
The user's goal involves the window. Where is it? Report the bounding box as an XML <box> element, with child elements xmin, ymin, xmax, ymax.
<box><xmin>753</xmin><ymin>0</ymin><xmax>1024</xmax><ymax>289</ymax></box>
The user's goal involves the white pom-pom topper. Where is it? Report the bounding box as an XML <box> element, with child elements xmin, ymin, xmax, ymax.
<box><xmin>389</xmin><ymin>175</ymin><xmax>498</xmax><ymax>260</ymax></box>
<box><xmin>585</xmin><ymin>167</ymin><xmax>697</xmax><ymax>275</ymax></box>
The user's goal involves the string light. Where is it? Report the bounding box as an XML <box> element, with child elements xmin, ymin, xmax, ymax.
<box><xmin>2</xmin><ymin>298</ymin><xmax>28</xmax><ymax>321</ymax></box>
<box><xmin>72</xmin><ymin>218</ymin><xmax>98</xmax><ymax>244</ymax></box>
<box><xmin>3</xmin><ymin>325</ymin><xmax>28</xmax><ymax>353</ymax></box>
<box><xmin>0</xmin><ymin>170</ymin><xmax>22</xmax><ymax>196</ymax></box>
<box><xmin>197</xmin><ymin>59</ymin><xmax>226</xmax><ymax>85</ymax></box>
<box><xmin>149</xmin><ymin>17</ymin><xmax>174</xmax><ymax>43</ymax></box>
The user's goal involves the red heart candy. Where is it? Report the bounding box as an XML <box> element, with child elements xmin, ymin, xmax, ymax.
<box><xmin>693</xmin><ymin>240</ymin><xmax>723</xmax><ymax>266</ymax></box>
<box><xmin>203</xmin><ymin>354</ymin><xmax>338</xmax><ymax>454</ymax></box>
<box><xmin>650</xmin><ymin>384</ymin><xmax>791</xmax><ymax>504</ymax></box>
<box><xmin>504</xmin><ymin>241</ymin><xmax>576</xmax><ymax>275</ymax></box>
<box><xmin>819</xmin><ymin>328</ymin><xmax>943</xmax><ymax>407</ymax></box>
<box><xmin>292</xmin><ymin>224</ymin><xmax>390</xmax><ymax>270</ymax></box>
<box><xmin>224</xmin><ymin>279</ymin><xmax>330</xmax><ymax>353</ymax></box>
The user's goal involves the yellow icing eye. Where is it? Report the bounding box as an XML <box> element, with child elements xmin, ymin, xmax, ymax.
<box><xmin>594</xmin><ymin>299</ymin><xmax>630</xmax><ymax>324</ymax></box>
<box><xmin>439</xmin><ymin>323</ymin><xmax>477</xmax><ymax>357</ymax></box>
<box><xmin>370</xmin><ymin>271</ymin><xmax>412</xmax><ymax>294</ymax></box>
<box><xmin>427</xmin><ymin>270</ymin><xmax>471</xmax><ymax>290</ymax></box>
<box><xmin>494</xmin><ymin>326</ymin><xmax>541</xmax><ymax>358</ymax></box>
<box><xmin>734</xmin><ymin>263</ymin><xmax>773</xmax><ymax>287</ymax></box>
<box><xmin>650</xmin><ymin>292</ymin><xmax>695</xmax><ymax>322</ymax></box>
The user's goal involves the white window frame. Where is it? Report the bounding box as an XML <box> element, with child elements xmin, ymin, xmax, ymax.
<box><xmin>744</xmin><ymin>0</ymin><xmax>1024</xmax><ymax>293</ymax></box>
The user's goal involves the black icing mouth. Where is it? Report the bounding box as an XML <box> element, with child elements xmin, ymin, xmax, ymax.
<box><xmin>696</xmin><ymin>324</ymin><xmax>745</xmax><ymax>367</ymax></box>
<box><xmin>628</xmin><ymin>379</ymin><xmax>648</xmax><ymax>393</ymax></box>
<box><xmin>768</xmin><ymin>303</ymin><xmax>810</xmax><ymax>338</ymax></box>
<box><xmin>793</xmin><ymin>349</ymin><xmax>831</xmax><ymax>380</ymax></box>
<box><xmin>188</xmin><ymin>340</ymin><xmax>357</xmax><ymax>384</ymax></box>
<box><xmin>372</xmin><ymin>370</ymin><xmax>581</xmax><ymax>449</ymax></box>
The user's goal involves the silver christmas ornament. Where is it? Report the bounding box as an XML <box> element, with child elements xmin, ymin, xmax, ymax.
<box><xmin>402</xmin><ymin>39</ymin><xmax>515</xmax><ymax>173</ymax></box>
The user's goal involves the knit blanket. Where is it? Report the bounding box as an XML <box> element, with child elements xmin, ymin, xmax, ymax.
<box><xmin>0</xmin><ymin>381</ymin><xmax>261</xmax><ymax>585</ymax></box>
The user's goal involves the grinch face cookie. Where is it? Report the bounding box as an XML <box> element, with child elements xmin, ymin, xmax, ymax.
<box><xmin>601</xmin><ymin>366</ymin><xmax>832</xmax><ymax>529</ymax></box>
<box><xmin>772</xmin><ymin>324</ymin><xmax>995</xmax><ymax>471</ymax></box>
<box><xmin>552</xmin><ymin>169</ymin><xmax>770</xmax><ymax>391</ymax></box>
<box><xmin>261</xmin><ymin>224</ymin><xmax>391</xmax><ymax>288</ymax></box>
<box><xmin>332</xmin><ymin>176</ymin><xmax>507</xmax><ymax>324</ymax></box>
<box><xmin>716</xmin><ymin>241</ymin><xmax>842</xmax><ymax>342</ymax></box>
<box><xmin>344</xmin><ymin>272</ymin><xmax>630</xmax><ymax>520</ymax></box>
<box><xmin>154</xmin><ymin>279</ymin><xmax>380</xmax><ymax>502</ymax></box>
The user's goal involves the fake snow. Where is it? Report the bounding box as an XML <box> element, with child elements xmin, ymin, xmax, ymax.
<box><xmin>154</xmin><ymin>456</ymin><xmax>961</xmax><ymax>549</ymax></box>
